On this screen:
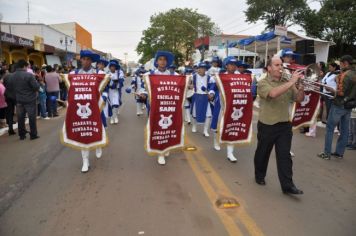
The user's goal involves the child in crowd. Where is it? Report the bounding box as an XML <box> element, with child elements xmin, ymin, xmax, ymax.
<box><xmin>38</xmin><ymin>76</ymin><xmax>49</xmax><ymax>120</ymax></box>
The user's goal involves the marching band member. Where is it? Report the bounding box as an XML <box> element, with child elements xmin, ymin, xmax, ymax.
<box><xmin>237</xmin><ymin>61</ymin><xmax>252</xmax><ymax>74</ymax></box>
<box><xmin>149</xmin><ymin>50</ymin><xmax>177</xmax><ymax>165</ymax></box>
<box><xmin>96</xmin><ymin>58</ymin><xmax>108</xmax><ymax>73</ymax></box>
<box><xmin>184</xmin><ymin>67</ymin><xmax>194</xmax><ymax>124</ymax></box>
<box><xmin>280</xmin><ymin>48</ymin><xmax>299</xmax><ymax>67</ymax></box>
<box><xmin>211</xmin><ymin>56</ymin><xmax>239</xmax><ymax>162</ymax></box>
<box><xmin>107</xmin><ymin>60</ymin><xmax>123</xmax><ymax>124</ymax></box>
<box><xmin>208</xmin><ymin>56</ymin><xmax>221</xmax><ymax>76</ymax></box>
<box><xmin>96</xmin><ymin>58</ymin><xmax>110</xmax><ymax>128</ymax></box>
<box><xmin>131</xmin><ymin>67</ymin><xmax>147</xmax><ymax>116</ymax></box>
<box><xmin>70</xmin><ymin>50</ymin><xmax>107</xmax><ymax>173</ymax></box>
<box><xmin>168</xmin><ymin>64</ymin><xmax>177</xmax><ymax>75</ymax></box>
<box><xmin>254</xmin><ymin>56</ymin><xmax>304</xmax><ymax>194</ymax></box>
<box><xmin>191</xmin><ymin>62</ymin><xmax>215</xmax><ymax>137</ymax></box>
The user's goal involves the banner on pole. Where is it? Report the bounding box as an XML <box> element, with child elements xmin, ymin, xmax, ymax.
<box><xmin>216</xmin><ymin>74</ymin><xmax>253</xmax><ymax>145</ymax></box>
<box><xmin>292</xmin><ymin>91</ymin><xmax>320</xmax><ymax>129</ymax></box>
<box><xmin>60</xmin><ymin>74</ymin><xmax>110</xmax><ymax>150</ymax></box>
<box><xmin>144</xmin><ymin>74</ymin><xmax>188</xmax><ymax>155</ymax></box>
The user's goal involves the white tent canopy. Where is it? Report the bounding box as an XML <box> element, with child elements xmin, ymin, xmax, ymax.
<box><xmin>241</xmin><ymin>31</ymin><xmax>334</xmax><ymax>63</ymax></box>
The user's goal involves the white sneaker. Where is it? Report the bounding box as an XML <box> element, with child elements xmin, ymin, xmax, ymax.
<box><xmin>227</xmin><ymin>154</ymin><xmax>237</xmax><ymax>163</ymax></box>
<box><xmin>164</xmin><ymin>151</ymin><xmax>170</xmax><ymax>157</ymax></box>
<box><xmin>157</xmin><ymin>155</ymin><xmax>166</xmax><ymax>165</ymax></box>
<box><xmin>203</xmin><ymin>118</ymin><xmax>211</xmax><ymax>137</ymax></box>
<box><xmin>96</xmin><ymin>148</ymin><xmax>102</xmax><ymax>159</ymax></box>
<box><xmin>114</xmin><ymin>117</ymin><xmax>119</xmax><ymax>124</ymax></box>
<box><xmin>192</xmin><ymin>124</ymin><xmax>197</xmax><ymax>133</ymax></box>
<box><xmin>213</xmin><ymin>133</ymin><xmax>220</xmax><ymax>150</ymax></box>
<box><xmin>214</xmin><ymin>143</ymin><xmax>221</xmax><ymax>151</ymax></box>
<box><xmin>110</xmin><ymin>117</ymin><xmax>114</xmax><ymax>124</ymax></box>
<box><xmin>81</xmin><ymin>150</ymin><xmax>90</xmax><ymax>173</ymax></box>
<box><xmin>290</xmin><ymin>151</ymin><xmax>295</xmax><ymax>157</ymax></box>
<box><xmin>227</xmin><ymin>145</ymin><xmax>237</xmax><ymax>163</ymax></box>
<box><xmin>305</xmin><ymin>132</ymin><xmax>316</xmax><ymax>137</ymax></box>
<box><xmin>44</xmin><ymin>117</ymin><xmax>50</xmax><ymax>120</ymax></box>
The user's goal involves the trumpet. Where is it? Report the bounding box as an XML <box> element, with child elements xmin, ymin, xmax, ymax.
<box><xmin>280</xmin><ymin>64</ymin><xmax>336</xmax><ymax>98</ymax></box>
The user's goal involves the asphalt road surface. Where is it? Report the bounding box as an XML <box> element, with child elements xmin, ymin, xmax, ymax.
<box><xmin>0</xmin><ymin>87</ymin><xmax>355</xmax><ymax>236</ymax></box>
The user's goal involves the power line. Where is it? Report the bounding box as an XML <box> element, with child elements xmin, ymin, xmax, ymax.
<box><xmin>220</xmin><ymin>16</ymin><xmax>246</xmax><ymax>28</ymax></box>
<box><xmin>92</xmin><ymin>30</ymin><xmax>142</xmax><ymax>33</ymax></box>
<box><xmin>230</xmin><ymin>22</ymin><xmax>265</xmax><ymax>35</ymax></box>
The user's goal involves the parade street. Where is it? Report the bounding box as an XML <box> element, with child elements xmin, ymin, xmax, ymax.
<box><xmin>0</xmin><ymin>89</ymin><xmax>355</xmax><ymax>236</ymax></box>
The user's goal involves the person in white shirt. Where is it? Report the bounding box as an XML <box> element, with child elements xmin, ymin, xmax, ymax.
<box><xmin>191</xmin><ymin>62</ymin><xmax>215</xmax><ymax>137</ymax></box>
<box><xmin>107</xmin><ymin>60</ymin><xmax>122</xmax><ymax>124</ymax></box>
<box><xmin>150</xmin><ymin>51</ymin><xmax>177</xmax><ymax>165</ymax></box>
<box><xmin>69</xmin><ymin>50</ymin><xmax>106</xmax><ymax>173</ymax></box>
<box><xmin>211</xmin><ymin>56</ymin><xmax>240</xmax><ymax>163</ymax></box>
<box><xmin>208</xmin><ymin>56</ymin><xmax>221</xmax><ymax>76</ymax></box>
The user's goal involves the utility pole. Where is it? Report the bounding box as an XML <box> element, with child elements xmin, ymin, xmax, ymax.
<box><xmin>27</xmin><ymin>1</ymin><xmax>30</xmax><ymax>23</ymax></box>
<box><xmin>60</xmin><ymin>36</ymin><xmax>73</xmax><ymax>66</ymax></box>
<box><xmin>182</xmin><ymin>20</ymin><xmax>206</xmax><ymax>62</ymax></box>
<box><xmin>124</xmin><ymin>52</ymin><xmax>128</xmax><ymax>73</ymax></box>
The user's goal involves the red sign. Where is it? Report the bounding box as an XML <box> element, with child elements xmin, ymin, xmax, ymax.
<box><xmin>216</xmin><ymin>74</ymin><xmax>253</xmax><ymax>144</ymax></box>
<box><xmin>144</xmin><ymin>74</ymin><xmax>187</xmax><ymax>155</ymax></box>
<box><xmin>292</xmin><ymin>91</ymin><xmax>320</xmax><ymax>129</ymax></box>
<box><xmin>61</xmin><ymin>74</ymin><xmax>109</xmax><ymax>150</ymax></box>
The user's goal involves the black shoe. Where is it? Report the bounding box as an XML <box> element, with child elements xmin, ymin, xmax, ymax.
<box><xmin>317</xmin><ymin>152</ymin><xmax>330</xmax><ymax>160</ymax></box>
<box><xmin>8</xmin><ymin>130</ymin><xmax>16</xmax><ymax>135</ymax></box>
<box><xmin>255</xmin><ymin>179</ymin><xmax>266</xmax><ymax>185</ymax></box>
<box><xmin>19</xmin><ymin>136</ymin><xmax>26</xmax><ymax>140</ymax></box>
<box><xmin>347</xmin><ymin>145</ymin><xmax>356</xmax><ymax>150</ymax></box>
<box><xmin>331</xmin><ymin>152</ymin><xmax>343</xmax><ymax>159</ymax></box>
<box><xmin>30</xmin><ymin>135</ymin><xmax>40</xmax><ymax>140</ymax></box>
<box><xmin>282</xmin><ymin>186</ymin><xmax>304</xmax><ymax>195</ymax></box>
<box><xmin>53</xmin><ymin>114</ymin><xmax>59</xmax><ymax>117</ymax></box>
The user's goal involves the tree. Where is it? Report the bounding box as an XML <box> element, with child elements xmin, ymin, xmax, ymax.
<box><xmin>296</xmin><ymin>0</ymin><xmax>356</xmax><ymax>56</ymax></box>
<box><xmin>136</xmin><ymin>8</ymin><xmax>220</xmax><ymax>64</ymax></box>
<box><xmin>245</xmin><ymin>0</ymin><xmax>308</xmax><ymax>30</ymax></box>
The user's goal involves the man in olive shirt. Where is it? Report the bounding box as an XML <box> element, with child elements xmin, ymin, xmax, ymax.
<box><xmin>254</xmin><ymin>56</ymin><xmax>305</xmax><ymax>195</ymax></box>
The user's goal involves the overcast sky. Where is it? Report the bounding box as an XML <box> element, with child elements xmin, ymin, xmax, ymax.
<box><xmin>1</xmin><ymin>0</ymin><xmax>320</xmax><ymax>62</ymax></box>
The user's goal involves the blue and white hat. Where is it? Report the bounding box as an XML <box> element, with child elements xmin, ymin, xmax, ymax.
<box><xmin>80</xmin><ymin>50</ymin><xmax>100</xmax><ymax>63</ymax></box>
<box><xmin>168</xmin><ymin>64</ymin><xmax>177</xmax><ymax>69</ymax></box>
<box><xmin>282</xmin><ymin>48</ymin><xmax>299</xmax><ymax>58</ymax></box>
<box><xmin>223</xmin><ymin>56</ymin><xmax>238</xmax><ymax>67</ymax></box>
<box><xmin>97</xmin><ymin>58</ymin><xmax>109</xmax><ymax>67</ymax></box>
<box><xmin>108</xmin><ymin>60</ymin><xmax>120</xmax><ymax>70</ymax></box>
<box><xmin>184</xmin><ymin>67</ymin><xmax>194</xmax><ymax>74</ymax></box>
<box><xmin>212</xmin><ymin>56</ymin><xmax>220</xmax><ymax>63</ymax></box>
<box><xmin>135</xmin><ymin>68</ymin><xmax>147</xmax><ymax>75</ymax></box>
<box><xmin>197</xmin><ymin>62</ymin><xmax>209</xmax><ymax>69</ymax></box>
<box><xmin>237</xmin><ymin>60</ymin><xmax>250</xmax><ymax>68</ymax></box>
<box><xmin>154</xmin><ymin>51</ymin><xmax>174</xmax><ymax>68</ymax></box>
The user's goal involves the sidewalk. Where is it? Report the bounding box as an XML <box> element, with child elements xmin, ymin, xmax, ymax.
<box><xmin>0</xmin><ymin>106</ymin><xmax>64</xmax><ymax>137</ymax></box>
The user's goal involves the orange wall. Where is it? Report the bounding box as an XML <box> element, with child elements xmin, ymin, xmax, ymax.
<box><xmin>75</xmin><ymin>23</ymin><xmax>92</xmax><ymax>49</ymax></box>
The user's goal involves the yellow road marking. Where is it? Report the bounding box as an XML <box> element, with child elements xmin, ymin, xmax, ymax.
<box><xmin>185</xmin><ymin>137</ymin><xmax>264</xmax><ymax>236</ymax></box>
<box><xmin>187</xmin><ymin>154</ymin><xmax>243</xmax><ymax>236</ymax></box>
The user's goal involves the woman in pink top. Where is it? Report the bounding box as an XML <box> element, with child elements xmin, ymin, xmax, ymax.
<box><xmin>44</xmin><ymin>65</ymin><xmax>60</xmax><ymax>117</ymax></box>
<box><xmin>0</xmin><ymin>77</ymin><xmax>7</xmax><ymax>128</ymax></box>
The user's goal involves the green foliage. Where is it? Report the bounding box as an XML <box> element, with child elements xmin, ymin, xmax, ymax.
<box><xmin>245</xmin><ymin>0</ymin><xmax>308</xmax><ymax>29</ymax></box>
<box><xmin>295</xmin><ymin>0</ymin><xmax>356</xmax><ymax>56</ymax></box>
<box><xmin>298</xmin><ymin>0</ymin><xmax>356</xmax><ymax>45</ymax></box>
<box><xmin>136</xmin><ymin>8</ymin><xmax>220</xmax><ymax>64</ymax></box>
